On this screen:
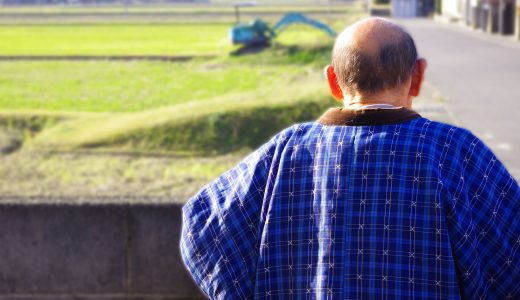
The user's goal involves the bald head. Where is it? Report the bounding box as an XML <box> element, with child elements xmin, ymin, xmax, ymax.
<box><xmin>332</xmin><ymin>18</ymin><xmax>418</xmax><ymax>96</ymax></box>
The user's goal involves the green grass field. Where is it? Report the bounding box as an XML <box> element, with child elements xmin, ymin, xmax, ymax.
<box><xmin>0</xmin><ymin>7</ymin><xmax>363</xmax><ymax>147</ymax></box>
<box><xmin>1</xmin><ymin>43</ymin><xmax>335</xmax><ymax>151</ymax></box>
<box><xmin>0</xmin><ymin>16</ymin><xmax>353</xmax><ymax>153</ymax></box>
<box><xmin>0</xmin><ymin>22</ymin><xmax>344</xmax><ymax>56</ymax></box>
<box><xmin>0</xmin><ymin>24</ymin><xmax>232</xmax><ymax>56</ymax></box>
<box><xmin>0</xmin><ymin>5</ymin><xmax>365</xmax><ymax>197</ymax></box>
<box><xmin>0</xmin><ymin>44</ymin><xmax>336</xmax><ymax>196</ymax></box>
<box><xmin>0</xmin><ymin>59</ymin><xmax>304</xmax><ymax>112</ymax></box>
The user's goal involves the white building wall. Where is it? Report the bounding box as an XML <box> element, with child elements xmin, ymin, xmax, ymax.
<box><xmin>442</xmin><ymin>0</ymin><xmax>463</xmax><ymax>18</ymax></box>
<box><xmin>392</xmin><ymin>0</ymin><xmax>419</xmax><ymax>18</ymax></box>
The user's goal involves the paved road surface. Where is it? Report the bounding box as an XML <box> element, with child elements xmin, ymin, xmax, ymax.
<box><xmin>400</xmin><ymin>19</ymin><xmax>520</xmax><ymax>180</ymax></box>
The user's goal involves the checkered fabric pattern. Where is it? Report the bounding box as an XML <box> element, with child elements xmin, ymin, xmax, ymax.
<box><xmin>180</xmin><ymin>117</ymin><xmax>520</xmax><ymax>299</ymax></box>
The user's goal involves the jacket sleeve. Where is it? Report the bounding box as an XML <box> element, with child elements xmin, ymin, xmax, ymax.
<box><xmin>179</xmin><ymin>128</ymin><xmax>292</xmax><ymax>299</ymax></box>
<box><xmin>442</xmin><ymin>130</ymin><xmax>520</xmax><ymax>299</ymax></box>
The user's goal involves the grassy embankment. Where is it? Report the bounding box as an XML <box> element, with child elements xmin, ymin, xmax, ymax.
<box><xmin>1</xmin><ymin>46</ymin><xmax>337</xmax><ymax>152</ymax></box>
<box><xmin>0</xmin><ymin>7</ymin><xmax>365</xmax><ymax>198</ymax></box>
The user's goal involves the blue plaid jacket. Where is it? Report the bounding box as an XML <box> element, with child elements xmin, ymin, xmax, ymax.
<box><xmin>180</xmin><ymin>108</ymin><xmax>520</xmax><ymax>299</ymax></box>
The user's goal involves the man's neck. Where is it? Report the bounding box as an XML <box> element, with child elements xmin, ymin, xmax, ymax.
<box><xmin>343</xmin><ymin>90</ymin><xmax>411</xmax><ymax>109</ymax></box>
<box><xmin>351</xmin><ymin>103</ymin><xmax>401</xmax><ymax>109</ymax></box>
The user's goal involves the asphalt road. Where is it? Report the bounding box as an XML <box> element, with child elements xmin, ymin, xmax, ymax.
<box><xmin>400</xmin><ymin>19</ymin><xmax>520</xmax><ymax>180</ymax></box>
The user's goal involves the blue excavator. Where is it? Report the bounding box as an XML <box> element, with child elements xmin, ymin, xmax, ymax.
<box><xmin>230</xmin><ymin>13</ymin><xmax>336</xmax><ymax>46</ymax></box>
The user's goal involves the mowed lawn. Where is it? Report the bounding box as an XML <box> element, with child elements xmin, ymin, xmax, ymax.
<box><xmin>0</xmin><ymin>24</ymin><xmax>232</xmax><ymax>56</ymax></box>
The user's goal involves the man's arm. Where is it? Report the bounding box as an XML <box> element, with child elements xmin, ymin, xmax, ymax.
<box><xmin>179</xmin><ymin>127</ymin><xmax>293</xmax><ymax>299</ymax></box>
<box><xmin>443</xmin><ymin>130</ymin><xmax>520</xmax><ymax>299</ymax></box>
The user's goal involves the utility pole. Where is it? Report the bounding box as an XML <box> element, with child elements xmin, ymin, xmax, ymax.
<box><xmin>516</xmin><ymin>0</ymin><xmax>520</xmax><ymax>40</ymax></box>
<box><xmin>233</xmin><ymin>2</ymin><xmax>255</xmax><ymax>25</ymax></box>
<box><xmin>234</xmin><ymin>5</ymin><xmax>241</xmax><ymax>24</ymax></box>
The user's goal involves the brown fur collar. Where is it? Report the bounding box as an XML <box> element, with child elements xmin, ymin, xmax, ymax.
<box><xmin>317</xmin><ymin>107</ymin><xmax>422</xmax><ymax>126</ymax></box>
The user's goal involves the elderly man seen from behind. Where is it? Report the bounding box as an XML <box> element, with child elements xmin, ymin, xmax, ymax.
<box><xmin>180</xmin><ymin>17</ymin><xmax>520</xmax><ymax>299</ymax></box>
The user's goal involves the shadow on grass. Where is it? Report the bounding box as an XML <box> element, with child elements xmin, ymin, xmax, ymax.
<box><xmin>0</xmin><ymin>114</ymin><xmax>66</xmax><ymax>155</ymax></box>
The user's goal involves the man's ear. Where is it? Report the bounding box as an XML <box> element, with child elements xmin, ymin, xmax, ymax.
<box><xmin>325</xmin><ymin>65</ymin><xmax>344</xmax><ymax>101</ymax></box>
<box><xmin>409</xmin><ymin>58</ymin><xmax>428</xmax><ymax>97</ymax></box>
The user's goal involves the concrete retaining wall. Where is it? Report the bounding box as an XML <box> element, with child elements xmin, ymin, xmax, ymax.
<box><xmin>0</xmin><ymin>203</ymin><xmax>206</xmax><ymax>300</ymax></box>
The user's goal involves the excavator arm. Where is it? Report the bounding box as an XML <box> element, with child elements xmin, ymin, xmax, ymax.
<box><xmin>271</xmin><ymin>13</ymin><xmax>336</xmax><ymax>37</ymax></box>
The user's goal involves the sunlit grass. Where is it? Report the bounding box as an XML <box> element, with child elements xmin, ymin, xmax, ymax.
<box><xmin>0</xmin><ymin>59</ymin><xmax>306</xmax><ymax>112</ymax></box>
<box><xmin>0</xmin><ymin>24</ymin><xmax>232</xmax><ymax>56</ymax></box>
<box><xmin>0</xmin><ymin>150</ymin><xmax>244</xmax><ymax>199</ymax></box>
<box><xmin>0</xmin><ymin>44</ymin><xmax>335</xmax><ymax>153</ymax></box>
<box><xmin>0</xmin><ymin>11</ymin><xmax>363</xmax><ymax>55</ymax></box>
<box><xmin>0</xmin><ymin>8</ymin><xmax>365</xmax><ymax>198</ymax></box>
<box><xmin>26</xmin><ymin>74</ymin><xmax>330</xmax><ymax>151</ymax></box>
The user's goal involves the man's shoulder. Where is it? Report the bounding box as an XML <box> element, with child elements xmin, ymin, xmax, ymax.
<box><xmin>408</xmin><ymin>118</ymin><xmax>490</xmax><ymax>156</ymax></box>
<box><xmin>285</xmin><ymin>118</ymin><xmax>475</xmax><ymax>138</ymax></box>
<box><xmin>407</xmin><ymin>118</ymin><xmax>477</xmax><ymax>141</ymax></box>
<box><xmin>415</xmin><ymin>119</ymin><xmax>508</xmax><ymax>178</ymax></box>
<box><xmin>272</xmin><ymin>118</ymin><xmax>483</xmax><ymax>148</ymax></box>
